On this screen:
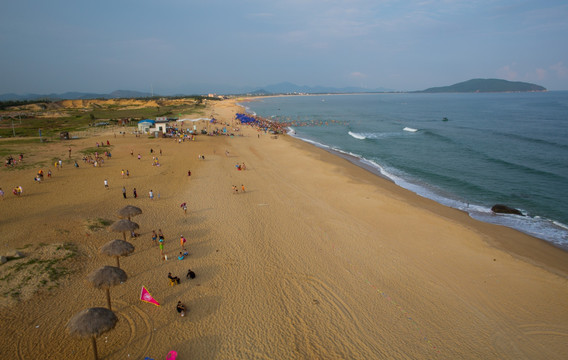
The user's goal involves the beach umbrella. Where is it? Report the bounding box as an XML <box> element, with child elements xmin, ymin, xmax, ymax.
<box><xmin>100</xmin><ymin>239</ymin><xmax>135</xmax><ymax>269</ymax></box>
<box><xmin>87</xmin><ymin>265</ymin><xmax>127</xmax><ymax>311</ymax></box>
<box><xmin>109</xmin><ymin>219</ymin><xmax>139</xmax><ymax>241</ymax></box>
<box><xmin>67</xmin><ymin>307</ymin><xmax>118</xmax><ymax>360</ymax></box>
<box><xmin>117</xmin><ymin>205</ymin><xmax>142</xmax><ymax>220</ymax></box>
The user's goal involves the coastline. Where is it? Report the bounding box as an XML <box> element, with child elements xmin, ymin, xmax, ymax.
<box><xmin>281</xmin><ymin>131</ymin><xmax>568</xmax><ymax>278</ymax></box>
<box><xmin>240</xmin><ymin>93</ymin><xmax>568</xmax><ymax>252</ymax></box>
<box><xmin>1</xmin><ymin>98</ymin><xmax>567</xmax><ymax>359</ymax></box>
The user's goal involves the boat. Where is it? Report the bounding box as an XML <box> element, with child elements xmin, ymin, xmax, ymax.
<box><xmin>403</xmin><ymin>127</ymin><xmax>418</xmax><ymax>132</ymax></box>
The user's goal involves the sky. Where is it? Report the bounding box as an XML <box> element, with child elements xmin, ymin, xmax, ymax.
<box><xmin>1</xmin><ymin>0</ymin><xmax>567</xmax><ymax>94</ymax></box>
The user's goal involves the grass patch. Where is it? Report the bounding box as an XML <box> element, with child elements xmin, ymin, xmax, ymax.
<box><xmin>86</xmin><ymin>218</ymin><xmax>112</xmax><ymax>232</ymax></box>
<box><xmin>0</xmin><ymin>243</ymin><xmax>80</xmax><ymax>304</ymax></box>
<box><xmin>80</xmin><ymin>145</ymin><xmax>113</xmax><ymax>155</ymax></box>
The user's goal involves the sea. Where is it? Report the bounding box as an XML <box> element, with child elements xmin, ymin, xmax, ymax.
<box><xmin>241</xmin><ymin>92</ymin><xmax>568</xmax><ymax>250</ymax></box>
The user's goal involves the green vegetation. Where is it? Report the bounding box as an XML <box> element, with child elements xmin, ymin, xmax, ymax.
<box><xmin>417</xmin><ymin>78</ymin><xmax>547</xmax><ymax>93</ymax></box>
<box><xmin>86</xmin><ymin>218</ymin><xmax>113</xmax><ymax>232</ymax></box>
<box><xmin>0</xmin><ymin>243</ymin><xmax>79</xmax><ymax>301</ymax></box>
<box><xmin>0</xmin><ymin>98</ymin><xmax>209</xmax><ymax>138</ymax></box>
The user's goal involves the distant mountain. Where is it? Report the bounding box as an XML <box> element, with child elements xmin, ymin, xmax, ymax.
<box><xmin>417</xmin><ymin>79</ymin><xmax>546</xmax><ymax>93</ymax></box>
<box><xmin>0</xmin><ymin>90</ymin><xmax>154</xmax><ymax>101</ymax></box>
<box><xmin>255</xmin><ymin>82</ymin><xmax>393</xmax><ymax>95</ymax></box>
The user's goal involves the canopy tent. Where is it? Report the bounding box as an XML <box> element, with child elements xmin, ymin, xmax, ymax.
<box><xmin>235</xmin><ymin>113</ymin><xmax>260</xmax><ymax>124</ymax></box>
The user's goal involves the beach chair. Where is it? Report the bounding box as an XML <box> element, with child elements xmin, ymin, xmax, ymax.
<box><xmin>169</xmin><ymin>278</ymin><xmax>179</xmax><ymax>286</ymax></box>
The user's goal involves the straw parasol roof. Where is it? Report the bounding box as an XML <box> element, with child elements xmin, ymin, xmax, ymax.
<box><xmin>100</xmin><ymin>239</ymin><xmax>135</xmax><ymax>269</ymax></box>
<box><xmin>117</xmin><ymin>205</ymin><xmax>142</xmax><ymax>220</ymax></box>
<box><xmin>87</xmin><ymin>265</ymin><xmax>127</xmax><ymax>311</ymax></box>
<box><xmin>109</xmin><ymin>219</ymin><xmax>139</xmax><ymax>241</ymax></box>
<box><xmin>67</xmin><ymin>307</ymin><xmax>118</xmax><ymax>360</ymax></box>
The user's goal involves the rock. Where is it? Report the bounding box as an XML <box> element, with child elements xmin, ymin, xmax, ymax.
<box><xmin>491</xmin><ymin>204</ymin><xmax>524</xmax><ymax>216</ymax></box>
<box><xmin>1</xmin><ymin>256</ymin><xmax>7</xmax><ymax>264</ymax></box>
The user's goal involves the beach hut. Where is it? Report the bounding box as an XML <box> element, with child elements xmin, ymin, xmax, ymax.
<box><xmin>137</xmin><ymin>119</ymin><xmax>155</xmax><ymax>133</ymax></box>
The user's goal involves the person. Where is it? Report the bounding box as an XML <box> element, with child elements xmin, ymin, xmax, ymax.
<box><xmin>137</xmin><ymin>153</ymin><xmax>141</xmax><ymax>160</ymax></box>
<box><xmin>181</xmin><ymin>202</ymin><xmax>187</xmax><ymax>214</ymax></box>
<box><xmin>0</xmin><ymin>187</ymin><xmax>4</xmax><ymax>199</ymax></box>
<box><xmin>47</xmin><ymin>169</ymin><xmax>52</xmax><ymax>178</ymax></box>
<box><xmin>186</xmin><ymin>269</ymin><xmax>196</xmax><ymax>279</ymax></box>
<box><xmin>177</xmin><ymin>252</ymin><xmax>185</xmax><ymax>260</ymax></box>
<box><xmin>151</xmin><ymin>230</ymin><xmax>158</xmax><ymax>245</ymax></box>
<box><xmin>187</xmin><ymin>170</ymin><xmax>191</xmax><ymax>177</ymax></box>
<box><xmin>149</xmin><ymin>190</ymin><xmax>154</xmax><ymax>200</ymax></box>
<box><xmin>176</xmin><ymin>301</ymin><xmax>186</xmax><ymax>317</ymax></box>
<box><xmin>121</xmin><ymin>169</ymin><xmax>125</xmax><ymax>178</ymax></box>
<box><xmin>159</xmin><ymin>241</ymin><xmax>164</xmax><ymax>258</ymax></box>
<box><xmin>241</xmin><ymin>184</ymin><xmax>246</xmax><ymax>193</ymax></box>
<box><xmin>130</xmin><ymin>149</ymin><xmax>134</xmax><ymax>156</ymax></box>
<box><xmin>122</xmin><ymin>186</ymin><xmax>127</xmax><ymax>199</ymax></box>
<box><xmin>74</xmin><ymin>161</ymin><xmax>79</xmax><ymax>168</ymax></box>
<box><xmin>104</xmin><ymin>179</ymin><xmax>109</xmax><ymax>189</ymax></box>
<box><xmin>133</xmin><ymin>188</ymin><xmax>138</xmax><ymax>198</ymax></box>
<box><xmin>168</xmin><ymin>272</ymin><xmax>180</xmax><ymax>285</ymax></box>
<box><xmin>68</xmin><ymin>147</ymin><xmax>72</xmax><ymax>158</ymax></box>
<box><xmin>180</xmin><ymin>235</ymin><xmax>187</xmax><ymax>251</ymax></box>
<box><xmin>126</xmin><ymin>169</ymin><xmax>130</xmax><ymax>178</ymax></box>
<box><xmin>158</xmin><ymin>229</ymin><xmax>165</xmax><ymax>243</ymax></box>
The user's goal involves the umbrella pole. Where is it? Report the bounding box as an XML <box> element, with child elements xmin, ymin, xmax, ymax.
<box><xmin>106</xmin><ymin>288</ymin><xmax>112</xmax><ymax>311</ymax></box>
<box><xmin>91</xmin><ymin>336</ymin><xmax>98</xmax><ymax>360</ymax></box>
<box><xmin>116</xmin><ymin>256</ymin><xmax>120</xmax><ymax>269</ymax></box>
<box><xmin>122</xmin><ymin>232</ymin><xmax>126</xmax><ymax>241</ymax></box>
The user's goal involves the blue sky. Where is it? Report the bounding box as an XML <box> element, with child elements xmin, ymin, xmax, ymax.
<box><xmin>1</xmin><ymin>0</ymin><xmax>567</xmax><ymax>94</ymax></box>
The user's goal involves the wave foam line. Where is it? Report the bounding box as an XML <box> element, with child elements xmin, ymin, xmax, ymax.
<box><xmin>348</xmin><ymin>131</ymin><xmax>366</xmax><ymax>140</ymax></box>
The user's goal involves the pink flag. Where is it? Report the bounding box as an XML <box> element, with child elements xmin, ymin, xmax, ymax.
<box><xmin>140</xmin><ymin>286</ymin><xmax>160</xmax><ymax>306</ymax></box>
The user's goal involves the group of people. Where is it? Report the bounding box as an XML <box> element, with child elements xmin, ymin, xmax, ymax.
<box><xmin>169</xmin><ymin>269</ymin><xmax>197</xmax><ymax>317</ymax></box>
<box><xmin>232</xmin><ymin>184</ymin><xmax>246</xmax><ymax>194</ymax></box>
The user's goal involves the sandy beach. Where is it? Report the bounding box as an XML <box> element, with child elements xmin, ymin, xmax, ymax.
<box><xmin>1</xmin><ymin>99</ymin><xmax>567</xmax><ymax>359</ymax></box>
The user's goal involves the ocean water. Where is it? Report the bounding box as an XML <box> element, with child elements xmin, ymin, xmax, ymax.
<box><xmin>242</xmin><ymin>92</ymin><xmax>568</xmax><ymax>250</ymax></box>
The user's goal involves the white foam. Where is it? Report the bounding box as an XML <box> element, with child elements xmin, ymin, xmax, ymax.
<box><xmin>348</xmin><ymin>131</ymin><xmax>366</xmax><ymax>140</ymax></box>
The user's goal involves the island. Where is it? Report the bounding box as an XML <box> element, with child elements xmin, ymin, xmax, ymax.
<box><xmin>416</xmin><ymin>78</ymin><xmax>546</xmax><ymax>93</ymax></box>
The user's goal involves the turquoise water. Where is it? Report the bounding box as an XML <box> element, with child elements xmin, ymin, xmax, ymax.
<box><xmin>243</xmin><ymin>92</ymin><xmax>568</xmax><ymax>249</ymax></box>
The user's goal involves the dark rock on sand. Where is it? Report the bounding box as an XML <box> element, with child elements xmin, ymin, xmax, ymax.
<box><xmin>491</xmin><ymin>204</ymin><xmax>524</xmax><ymax>216</ymax></box>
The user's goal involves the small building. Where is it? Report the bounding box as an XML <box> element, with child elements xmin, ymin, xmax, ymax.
<box><xmin>138</xmin><ymin>119</ymin><xmax>155</xmax><ymax>133</ymax></box>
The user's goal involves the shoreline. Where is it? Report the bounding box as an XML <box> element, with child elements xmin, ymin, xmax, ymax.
<box><xmin>240</xmin><ymin>95</ymin><xmax>568</xmax><ymax>253</ymax></box>
<box><xmin>1</xmin><ymin>98</ymin><xmax>567</xmax><ymax>359</ymax></box>
<box><xmin>276</xmin><ymin>127</ymin><xmax>568</xmax><ymax>279</ymax></box>
<box><xmin>235</xmin><ymin>98</ymin><xmax>568</xmax><ymax>277</ymax></box>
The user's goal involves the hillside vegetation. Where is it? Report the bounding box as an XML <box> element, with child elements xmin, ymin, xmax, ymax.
<box><xmin>418</xmin><ymin>78</ymin><xmax>546</xmax><ymax>93</ymax></box>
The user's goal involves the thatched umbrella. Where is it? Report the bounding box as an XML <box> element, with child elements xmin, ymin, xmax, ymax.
<box><xmin>67</xmin><ymin>307</ymin><xmax>118</xmax><ymax>360</ymax></box>
<box><xmin>100</xmin><ymin>239</ymin><xmax>135</xmax><ymax>269</ymax></box>
<box><xmin>87</xmin><ymin>265</ymin><xmax>127</xmax><ymax>311</ymax></box>
<box><xmin>117</xmin><ymin>205</ymin><xmax>142</xmax><ymax>220</ymax></box>
<box><xmin>109</xmin><ymin>219</ymin><xmax>139</xmax><ymax>241</ymax></box>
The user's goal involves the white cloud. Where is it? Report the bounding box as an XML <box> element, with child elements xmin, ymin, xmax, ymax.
<box><xmin>535</xmin><ymin>68</ymin><xmax>547</xmax><ymax>80</ymax></box>
<box><xmin>350</xmin><ymin>71</ymin><xmax>366</xmax><ymax>79</ymax></box>
<box><xmin>550</xmin><ymin>62</ymin><xmax>568</xmax><ymax>78</ymax></box>
<box><xmin>496</xmin><ymin>64</ymin><xmax>518</xmax><ymax>80</ymax></box>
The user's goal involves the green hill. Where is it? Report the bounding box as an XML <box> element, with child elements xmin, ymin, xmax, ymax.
<box><xmin>418</xmin><ymin>79</ymin><xmax>546</xmax><ymax>93</ymax></box>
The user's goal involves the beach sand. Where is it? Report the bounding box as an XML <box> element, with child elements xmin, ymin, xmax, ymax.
<box><xmin>1</xmin><ymin>99</ymin><xmax>567</xmax><ymax>359</ymax></box>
